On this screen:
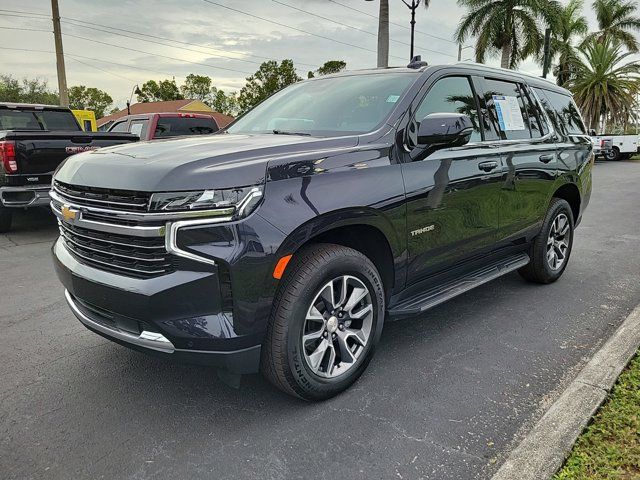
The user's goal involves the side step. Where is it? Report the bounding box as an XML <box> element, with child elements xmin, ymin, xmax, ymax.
<box><xmin>388</xmin><ymin>252</ymin><xmax>530</xmax><ymax>318</ymax></box>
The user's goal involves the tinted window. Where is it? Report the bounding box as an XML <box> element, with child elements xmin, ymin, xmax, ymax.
<box><xmin>0</xmin><ymin>109</ymin><xmax>80</xmax><ymax>131</ymax></box>
<box><xmin>109</xmin><ymin>120</ymin><xmax>128</xmax><ymax>132</ymax></box>
<box><xmin>228</xmin><ymin>73</ymin><xmax>416</xmax><ymax>136</ymax></box>
<box><xmin>154</xmin><ymin>116</ymin><xmax>218</xmax><ymax>138</ymax></box>
<box><xmin>536</xmin><ymin>89</ymin><xmax>586</xmax><ymax>135</ymax></box>
<box><xmin>483</xmin><ymin>79</ymin><xmax>539</xmax><ymax>140</ymax></box>
<box><xmin>414</xmin><ymin>76</ymin><xmax>482</xmax><ymax>143</ymax></box>
<box><xmin>129</xmin><ymin>119</ymin><xmax>149</xmax><ymax>138</ymax></box>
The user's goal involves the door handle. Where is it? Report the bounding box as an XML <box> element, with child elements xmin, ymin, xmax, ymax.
<box><xmin>478</xmin><ymin>161</ymin><xmax>498</xmax><ymax>172</ymax></box>
<box><xmin>539</xmin><ymin>154</ymin><xmax>555</xmax><ymax>164</ymax></box>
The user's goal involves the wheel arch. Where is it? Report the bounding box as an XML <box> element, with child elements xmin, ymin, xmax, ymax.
<box><xmin>275</xmin><ymin>208</ymin><xmax>403</xmax><ymax>299</ymax></box>
<box><xmin>552</xmin><ymin>182</ymin><xmax>581</xmax><ymax>222</ymax></box>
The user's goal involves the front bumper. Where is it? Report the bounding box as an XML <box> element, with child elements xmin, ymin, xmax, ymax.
<box><xmin>0</xmin><ymin>185</ymin><xmax>51</xmax><ymax>208</ymax></box>
<box><xmin>53</xmin><ymin>237</ymin><xmax>267</xmax><ymax>374</ymax></box>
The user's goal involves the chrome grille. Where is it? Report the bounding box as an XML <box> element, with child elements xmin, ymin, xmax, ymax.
<box><xmin>58</xmin><ymin>221</ymin><xmax>173</xmax><ymax>278</ymax></box>
<box><xmin>53</xmin><ymin>181</ymin><xmax>150</xmax><ymax>211</ymax></box>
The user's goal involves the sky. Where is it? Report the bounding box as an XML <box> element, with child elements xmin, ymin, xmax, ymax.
<box><xmin>0</xmin><ymin>0</ymin><xmax>638</xmax><ymax>110</ymax></box>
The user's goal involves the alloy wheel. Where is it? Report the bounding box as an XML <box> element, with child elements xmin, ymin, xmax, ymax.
<box><xmin>547</xmin><ymin>213</ymin><xmax>571</xmax><ymax>271</ymax></box>
<box><xmin>302</xmin><ymin>275</ymin><xmax>374</xmax><ymax>379</ymax></box>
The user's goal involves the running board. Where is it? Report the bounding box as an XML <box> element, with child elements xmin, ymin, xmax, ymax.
<box><xmin>388</xmin><ymin>253</ymin><xmax>530</xmax><ymax>318</ymax></box>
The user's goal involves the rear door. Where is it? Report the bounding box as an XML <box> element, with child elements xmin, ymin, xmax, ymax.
<box><xmin>401</xmin><ymin>74</ymin><xmax>502</xmax><ymax>284</ymax></box>
<box><xmin>476</xmin><ymin>77</ymin><xmax>558</xmax><ymax>243</ymax></box>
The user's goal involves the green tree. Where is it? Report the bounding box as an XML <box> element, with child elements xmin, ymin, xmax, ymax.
<box><xmin>589</xmin><ymin>0</ymin><xmax>640</xmax><ymax>52</ymax></box>
<box><xmin>211</xmin><ymin>88</ymin><xmax>239</xmax><ymax>117</ymax></box>
<box><xmin>238</xmin><ymin>60</ymin><xmax>301</xmax><ymax>113</ymax></box>
<box><xmin>0</xmin><ymin>76</ymin><xmax>59</xmax><ymax>104</ymax></box>
<box><xmin>68</xmin><ymin>85</ymin><xmax>113</xmax><ymax>118</ymax></box>
<box><xmin>565</xmin><ymin>36</ymin><xmax>640</xmax><ymax>131</ymax></box>
<box><xmin>181</xmin><ymin>74</ymin><xmax>213</xmax><ymax>102</ymax></box>
<box><xmin>549</xmin><ymin>0</ymin><xmax>589</xmax><ymax>86</ymax></box>
<box><xmin>137</xmin><ymin>79</ymin><xmax>184</xmax><ymax>102</ymax></box>
<box><xmin>455</xmin><ymin>0</ymin><xmax>562</xmax><ymax>69</ymax></box>
<box><xmin>308</xmin><ymin>60</ymin><xmax>348</xmax><ymax>78</ymax></box>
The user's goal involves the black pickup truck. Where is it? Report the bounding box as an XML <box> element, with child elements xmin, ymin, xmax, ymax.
<box><xmin>0</xmin><ymin>103</ymin><xmax>138</xmax><ymax>232</ymax></box>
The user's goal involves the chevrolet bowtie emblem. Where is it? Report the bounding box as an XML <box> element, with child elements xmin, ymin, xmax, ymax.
<box><xmin>61</xmin><ymin>205</ymin><xmax>79</xmax><ymax>222</ymax></box>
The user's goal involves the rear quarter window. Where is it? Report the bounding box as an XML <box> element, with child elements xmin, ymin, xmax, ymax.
<box><xmin>534</xmin><ymin>88</ymin><xmax>586</xmax><ymax>136</ymax></box>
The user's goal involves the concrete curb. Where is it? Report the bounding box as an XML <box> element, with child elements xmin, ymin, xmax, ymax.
<box><xmin>492</xmin><ymin>304</ymin><xmax>640</xmax><ymax>480</ymax></box>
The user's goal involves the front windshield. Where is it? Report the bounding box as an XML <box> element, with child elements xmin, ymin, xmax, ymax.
<box><xmin>228</xmin><ymin>72</ymin><xmax>417</xmax><ymax>136</ymax></box>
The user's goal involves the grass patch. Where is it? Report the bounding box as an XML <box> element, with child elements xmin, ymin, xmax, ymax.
<box><xmin>554</xmin><ymin>351</ymin><xmax>640</xmax><ymax>479</ymax></box>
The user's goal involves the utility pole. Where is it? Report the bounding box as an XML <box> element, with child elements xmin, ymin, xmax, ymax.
<box><xmin>458</xmin><ymin>43</ymin><xmax>462</xmax><ymax>61</ymax></box>
<box><xmin>376</xmin><ymin>0</ymin><xmax>389</xmax><ymax>67</ymax></box>
<box><xmin>51</xmin><ymin>0</ymin><xmax>69</xmax><ymax>107</ymax></box>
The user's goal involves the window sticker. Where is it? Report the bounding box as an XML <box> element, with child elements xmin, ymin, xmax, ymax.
<box><xmin>492</xmin><ymin>95</ymin><xmax>525</xmax><ymax>131</ymax></box>
<box><xmin>386</xmin><ymin>94</ymin><xmax>400</xmax><ymax>103</ymax></box>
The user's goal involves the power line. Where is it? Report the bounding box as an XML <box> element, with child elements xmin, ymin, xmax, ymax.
<box><xmin>0</xmin><ymin>9</ymin><xmax>319</xmax><ymax>70</ymax></box>
<box><xmin>0</xmin><ymin>26</ymin><xmax>50</xmax><ymax>33</ymax></box>
<box><xmin>201</xmin><ymin>0</ymin><xmax>407</xmax><ymax>62</ymax></box>
<box><xmin>1</xmin><ymin>46</ymin><xmax>189</xmax><ymax>80</ymax></box>
<box><xmin>59</xmin><ymin>17</ymin><xmax>319</xmax><ymax>70</ymax></box>
<box><xmin>68</xmin><ymin>57</ymin><xmax>137</xmax><ymax>83</ymax></box>
<box><xmin>61</xmin><ymin>32</ymin><xmax>255</xmax><ymax>75</ymax></box>
<box><xmin>272</xmin><ymin>0</ymin><xmax>456</xmax><ymax>59</ymax></box>
<box><xmin>325</xmin><ymin>0</ymin><xmax>456</xmax><ymax>45</ymax></box>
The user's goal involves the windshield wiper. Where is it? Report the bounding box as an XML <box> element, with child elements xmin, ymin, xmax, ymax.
<box><xmin>272</xmin><ymin>129</ymin><xmax>312</xmax><ymax>136</ymax></box>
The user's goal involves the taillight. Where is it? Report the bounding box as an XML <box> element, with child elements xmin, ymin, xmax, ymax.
<box><xmin>600</xmin><ymin>139</ymin><xmax>605</xmax><ymax>147</ymax></box>
<box><xmin>0</xmin><ymin>141</ymin><xmax>17</xmax><ymax>174</ymax></box>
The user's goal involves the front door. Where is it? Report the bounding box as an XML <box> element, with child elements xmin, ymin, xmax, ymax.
<box><xmin>401</xmin><ymin>75</ymin><xmax>502</xmax><ymax>285</ymax></box>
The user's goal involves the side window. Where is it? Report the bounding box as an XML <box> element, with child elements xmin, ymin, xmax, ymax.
<box><xmin>109</xmin><ymin>120</ymin><xmax>128</xmax><ymax>132</ymax></box>
<box><xmin>483</xmin><ymin>78</ymin><xmax>538</xmax><ymax>141</ymax></box>
<box><xmin>538</xmin><ymin>89</ymin><xmax>586</xmax><ymax>135</ymax></box>
<box><xmin>533</xmin><ymin>87</ymin><xmax>564</xmax><ymax>135</ymax></box>
<box><xmin>129</xmin><ymin>119</ymin><xmax>149</xmax><ymax>138</ymax></box>
<box><xmin>413</xmin><ymin>76</ymin><xmax>483</xmax><ymax>144</ymax></box>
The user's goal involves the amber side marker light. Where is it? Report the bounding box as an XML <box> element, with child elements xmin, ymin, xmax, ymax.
<box><xmin>273</xmin><ymin>254</ymin><xmax>293</xmax><ymax>279</ymax></box>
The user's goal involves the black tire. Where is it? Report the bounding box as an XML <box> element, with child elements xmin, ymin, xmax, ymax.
<box><xmin>519</xmin><ymin>198</ymin><xmax>574</xmax><ymax>284</ymax></box>
<box><xmin>605</xmin><ymin>147</ymin><xmax>621</xmax><ymax>161</ymax></box>
<box><xmin>261</xmin><ymin>243</ymin><xmax>385</xmax><ymax>401</ymax></box>
<box><xmin>0</xmin><ymin>206</ymin><xmax>12</xmax><ymax>233</ymax></box>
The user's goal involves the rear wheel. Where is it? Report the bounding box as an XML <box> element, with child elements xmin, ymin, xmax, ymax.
<box><xmin>261</xmin><ymin>243</ymin><xmax>385</xmax><ymax>400</ymax></box>
<box><xmin>0</xmin><ymin>205</ymin><xmax>12</xmax><ymax>233</ymax></box>
<box><xmin>605</xmin><ymin>147</ymin><xmax>621</xmax><ymax>161</ymax></box>
<box><xmin>519</xmin><ymin>198</ymin><xmax>574</xmax><ymax>284</ymax></box>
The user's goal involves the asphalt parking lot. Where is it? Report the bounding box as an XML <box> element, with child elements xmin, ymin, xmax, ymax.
<box><xmin>1</xmin><ymin>159</ymin><xmax>640</xmax><ymax>480</ymax></box>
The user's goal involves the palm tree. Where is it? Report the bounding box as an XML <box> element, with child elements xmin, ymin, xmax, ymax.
<box><xmin>565</xmin><ymin>36</ymin><xmax>640</xmax><ymax>131</ymax></box>
<box><xmin>549</xmin><ymin>0</ymin><xmax>588</xmax><ymax>86</ymax></box>
<box><xmin>376</xmin><ymin>0</ymin><xmax>389</xmax><ymax>67</ymax></box>
<box><xmin>589</xmin><ymin>0</ymin><xmax>640</xmax><ymax>52</ymax></box>
<box><xmin>455</xmin><ymin>0</ymin><xmax>562</xmax><ymax>69</ymax></box>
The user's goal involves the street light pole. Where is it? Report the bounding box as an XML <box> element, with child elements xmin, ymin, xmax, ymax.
<box><xmin>401</xmin><ymin>0</ymin><xmax>420</xmax><ymax>61</ymax></box>
<box><xmin>50</xmin><ymin>0</ymin><xmax>69</xmax><ymax>107</ymax></box>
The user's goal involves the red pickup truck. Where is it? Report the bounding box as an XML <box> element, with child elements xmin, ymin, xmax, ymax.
<box><xmin>107</xmin><ymin>113</ymin><xmax>220</xmax><ymax>140</ymax></box>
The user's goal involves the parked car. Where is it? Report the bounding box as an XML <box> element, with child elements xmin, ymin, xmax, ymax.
<box><xmin>0</xmin><ymin>103</ymin><xmax>138</xmax><ymax>232</ymax></box>
<box><xmin>107</xmin><ymin>113</ymin><xmax>219</xmax><ymax>140</ymax></box>
<box><xmin>50</xmin><ymin>63</ymin><xmax>593</xmax><ymax>400</ymax></box>
<box><xmin>590</xmin><ymin>132</ymin><xmax>639</xmax><ymax>160</ymax></box>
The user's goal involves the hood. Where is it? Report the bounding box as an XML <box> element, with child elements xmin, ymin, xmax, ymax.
<box><xmin>54</xmin><ymin>133</ymin><xmax>359</xmax><ymax>192</ymax></box>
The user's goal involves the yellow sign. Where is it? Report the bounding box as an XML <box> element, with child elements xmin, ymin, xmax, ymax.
<box><xmin>61</xmin><ymin>205</ymin><xmax>78</xmax><ymax>222</ymax></box>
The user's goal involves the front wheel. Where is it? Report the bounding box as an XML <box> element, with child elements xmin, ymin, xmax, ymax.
<box><xmin>261</xmin><ymin>244</ymin><xmax>385</xmax><ymax>400</ymax></box>
<box><xmin>519</xmin><ymin>198</ymin><xmax>574</xmax><ymax>284</ymax></box>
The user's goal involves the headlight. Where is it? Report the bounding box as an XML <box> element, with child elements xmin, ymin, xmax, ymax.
<box><xmin>149</xmin><ymin>185</ymin><xmax>262</xmax><ymax>219</ymax></box>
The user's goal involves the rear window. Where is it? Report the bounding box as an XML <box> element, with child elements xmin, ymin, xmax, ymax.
<box><xmin>534</xmin><ymin>88</ymin><xmax>586</xmax><ymax>136</ymax></box>
<box><xmin>0</xmin><ymin>109</ymin><xmax>80</xmax><ymax>131</ymax></box>
<box><xmin>154</xmin><ymin>116</ymin><xmax>218</xmax><ymax>138</ymax></box>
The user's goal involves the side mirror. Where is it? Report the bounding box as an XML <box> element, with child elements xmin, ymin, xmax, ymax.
<box><xmin>588</xmin><ymin>129</ymin><xmax>596</xmax><ymax>136</ymax></box>
<box><xmin>417</xmin><ymin>113</ymin><xmax>474</xmax><ymax>150</ymax></box>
